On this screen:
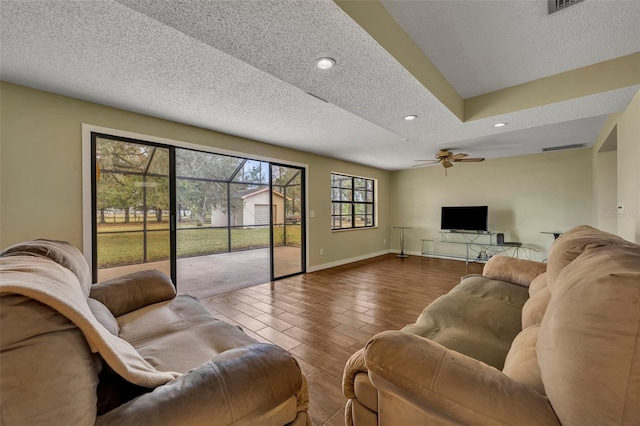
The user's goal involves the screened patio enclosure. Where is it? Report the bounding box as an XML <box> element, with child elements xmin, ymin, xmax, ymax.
<box><xmin>93</xmin><ymin>134</ymin><xmax>305</xmax><ymax>297</ymax></box>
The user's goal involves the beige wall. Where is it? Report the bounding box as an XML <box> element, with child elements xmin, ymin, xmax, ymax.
<box><xmin>3</xmin><ymin>81</ymin><xmax>636</xmax><ymax>272</ymax></box>
<box><xmin>0</xmin><ymin>82</ymin><xmax>390</xmax><ymax>269</ymax></box>
<box><xmin>592</xmin><ymin>89</ymin><xmax>640</xmax><ymax>243</ymax></box>
<box><xmin>389</xmin><ymin>148</ymin><xmax>593</xmax><ymax>261</ymax></box>
<box><xmin>594</xmin><ymin>150</ymin><xmax>618</xmax><ymax>234</ymax></box>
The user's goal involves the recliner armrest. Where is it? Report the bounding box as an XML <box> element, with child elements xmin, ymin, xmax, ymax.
<box><xmin>482</xmin><ymin>255</ymin><xmax>546</xmax><ymax>287</ymax></box>
<box><xmin>95</xmin><ymin>343</ymin><xmax>308</xmax><ymax>426</ymax></box>
<box><xmin>90</xmin><ymin>270</ymin><xmax>176</xmax><ymax>316</ymax></box>
<box><xmin>365</xmin><ymin>331</ymin><xmax>560</xmax><ymax>426</ymax></box>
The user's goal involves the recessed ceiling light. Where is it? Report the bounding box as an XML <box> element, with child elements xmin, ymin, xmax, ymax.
<box><xmin>404</xmin><ymin>115</ymin><xmax>418</xmax><ymax>121</ymax></box>
<box><xmin>493</xmin><ymin>122</ymin><xmax>508</xmax><ymax>128</ymax></box>
<box><xmin>315</xmin><ymin>58</ymin><xmax>335</xmax><ymax>70</ymax></box>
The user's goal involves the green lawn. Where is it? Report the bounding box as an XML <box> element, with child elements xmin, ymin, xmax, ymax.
<box><xmin>97</xmin><ymin>224</ymin><xmax>301</xmax><ymax>268</ymax></box>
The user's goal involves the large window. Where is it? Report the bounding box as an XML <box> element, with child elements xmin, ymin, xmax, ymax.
<box><xmin>331</xmin><ymin>173</ymin><xmax>375</xmax><ymax>230</ymax></box>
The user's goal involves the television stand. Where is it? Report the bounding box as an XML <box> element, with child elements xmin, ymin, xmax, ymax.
<box><xmin>420</xmin><ymin>230</ymin><xmax>538</xmax><ymax>270</ymax></box>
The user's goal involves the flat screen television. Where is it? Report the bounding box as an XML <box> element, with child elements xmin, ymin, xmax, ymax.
<box><xmin>441</xmin><ymin>206</ymin><xmax>488</xmax><ymax>232</ymax></box>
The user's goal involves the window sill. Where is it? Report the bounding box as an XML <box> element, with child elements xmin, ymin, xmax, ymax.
<box><xmin>331</xmin><ymin>227</ymin><xmax>378</xmax><ymax>233</ymax></box>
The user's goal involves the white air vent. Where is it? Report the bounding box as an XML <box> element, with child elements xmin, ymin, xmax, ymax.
<box><xmin>548</xmin><ymin>0</ymin><xmax>585</xmax><ymax>14</ymax></box>
<box><xmin>542</xmin><ymin>143</ymin><xmax>586</xmax><ymax>152</ymax></box>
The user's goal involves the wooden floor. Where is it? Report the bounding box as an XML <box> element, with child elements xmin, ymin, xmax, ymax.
<box><xmin>199</xmin><ymin>254</ymin><xmax>483</xmax><ymax>426</ymax></box>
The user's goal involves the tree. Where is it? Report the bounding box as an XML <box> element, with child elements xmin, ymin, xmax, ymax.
<box><xmin>96</xmin><ymin>139</ymin><xmax>169</xmax><ymax>224</ymax></box>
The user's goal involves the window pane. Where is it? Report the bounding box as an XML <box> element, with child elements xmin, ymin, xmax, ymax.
<box><xmin>176</xmin><ymin>149</ymin><xmax>243</xmax><ymax>181</ymax></box>
<box><xmin>354</xmin><ymin>178</ymin><xmax>366</xmax><ymax>189</ymax></box>
<box><xmin>354</xmin><ymin>204</ymin><xmax>365</xmax><ymax>215</ymax></box>
<box><xmin>176</xmin><ymin>180</ymin><xmax>228</xmax><ymax>227</ymax></box>
<box><xmin>332</xmin><ymin>216</ymin><xmax>341</xmax><ymax>229</ymax></box>
<box><xmin>340</xmin><ymin>189</ymin><xmax>352</xmax><ymax>201</ymax></box>
<box><xmin>354</xmin><ymin>190</ymin><xmax>366</xmax><ymax>202</ymax></box>
<box><xmin>232</xmin><ymin>160</ymin><xmax>269</xmax><ymax>184</ymax></box>
<box><xmin>364</xmin><ymin>215</ymin><xmax>373</xmax><ymax>226</ymax></box>
<box><xmin>96</xmin><ymin>137</ymin><xmax>170</xmax><ymax>282</ymax></box>
<box><xmin>147</xmin><ymin>148</ymin><xmax>170</xmax><ymax>176</ymax></box>
<box><xmin>97</xmin><ymin>138</ymin><xmax>155</xmax><ymax>174</ymax></box>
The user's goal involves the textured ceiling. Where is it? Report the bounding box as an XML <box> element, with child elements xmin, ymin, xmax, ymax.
<box><xmin>1</xmin><ymin>0</ymin><xmax>639</xmax><ymax>171</ymax></box>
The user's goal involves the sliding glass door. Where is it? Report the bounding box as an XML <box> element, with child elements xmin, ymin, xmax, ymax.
<box><xmin>91</xmin><ymin>132</ymin><xmax>305</xmax><ymax>293</ymax></box>
<box><xmin>92</xmin><ymin>135</ymin><xmax>171</xmax><ymax>282</ymax></box>
<box><xmin>271</xmin><ymin>164</ymin><xmax>305</xmax><ymax>279</ymax></box>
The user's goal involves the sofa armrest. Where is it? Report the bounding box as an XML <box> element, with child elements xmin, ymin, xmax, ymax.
<box><xmin>96</xmin><ymin>343</ymin><xmax>308</xmax><ymax>426</ymax></box>
<box><xmin>343</xmin><ymin>347</ymin><xmax>367</xmax><ymax>399</ymax></box>
<box><xmin>90</xmin><ymin>270</ymin><xmax>176</xmax><ymax>316</ymax></box>
<box><xmin>482</xmin><ymin>255</ymin><xmax>546</xmax><ymax>287</ymax></box>
<box><xmin>365</xmin><ymin>331</ymin><xmax>560</xmax><ymax>426</ymax></box>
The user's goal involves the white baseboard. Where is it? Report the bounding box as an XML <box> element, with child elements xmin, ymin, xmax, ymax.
<box><xmin>307</xmin><ymin>249</ymin><xmax>391</xmax><ymax>272</ymax></box>
<box><xmin>392</xmin><ymin>250</ymin><xmax>474</xmax><ymax>264</ymax></box>
<box><xmin>307</xmin><ymin>249</ymin><xmax>478</xmax><ymax>273</ymax></box>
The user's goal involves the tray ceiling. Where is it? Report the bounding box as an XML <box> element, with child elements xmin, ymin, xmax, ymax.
<box><xmin>1</xmin><ymin>0</ymin><xmax>638</xmax><ymax>170</ymax></box>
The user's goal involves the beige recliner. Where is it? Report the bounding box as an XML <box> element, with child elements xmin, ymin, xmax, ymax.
<box><xmin>343</xmin><ymin>225</ymin><xmax>640</xmax><ymax>425</ymax></box>
<box><xmin>0</xmin><ymin>239</ymin><xmax>310</xmax><ymax>425</ymax></box>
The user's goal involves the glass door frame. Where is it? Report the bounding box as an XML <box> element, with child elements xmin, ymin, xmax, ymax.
<box><xmin>84</xmin><ymin>125</ymin><xmax>308</xmax><ymax>285</ymax></box>
<box><xmin>269</xmin><ymin>162</ymin><xmax>306</xmax><ymax>280</ymax></box>
<box><xmin>90</xmin><ymin>132</ymin><xmax>177</xmax><ymax>284</ymax></box>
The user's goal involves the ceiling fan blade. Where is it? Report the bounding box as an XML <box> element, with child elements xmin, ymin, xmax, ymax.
<box><xmin>450</xmin><ymin>153</ymin><xmax>468</xmax><ymax>160</ymax></box>
<box><xmin>454</xmin><ymin>158</ymin><xmax>485</xmax><ymax>162</ymax></box>
<box><xmin>414</xmin><ymin>159</ymin><xmax>439</xmax><ymax>162</ymax></box>
<box><xmin>442</xmin><ymin>160</ymin><xmax>453</xmax><ymax>168</ymax></box>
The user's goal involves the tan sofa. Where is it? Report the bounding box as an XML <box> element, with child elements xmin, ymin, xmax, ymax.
<box><xmin>0</xmin><ymin>239</ymin><xmax>310</xmax><ymax>425</ymax></box>
<box><xmin>343</xmin><ymin>225</ymin><xmax>640</xmax><ymax>425</ymax></box>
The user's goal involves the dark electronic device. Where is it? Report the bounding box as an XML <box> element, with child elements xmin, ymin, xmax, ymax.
<box><xmin>440</xmin><ymin>206</ymin><xmax>488</xmax><ymax>232</ymax></box>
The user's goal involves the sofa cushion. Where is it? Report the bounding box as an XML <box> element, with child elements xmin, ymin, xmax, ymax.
<box><xmin>0</xmin><ymin>239</ymin><xmax>92</xmax><ymax>297</ymax></box>
<box><xmin>1</xmin><ymin>294</ymin><xmax>101</xmax><ymax>426</ymax></box>
<box><xmin>537</xmin><ymin>243</ymin><xmax>640</xmax><ymax>425</ymax></box>
<box><xmin>521</xmin><ymin>286</ymin><xmax>550</xmax><ymax>329</ymax></box>
<box><xmin>482</xmin><ymin>255</ymin><xmax>547</xmax><ymax>287</ymax></box>
<box><xmin>546</xmin><ymin>225</ymin><xmax>632</xmax><ymax>290</ymax></box>
<box><xmin>528</xmin><ymin>272</ymin><xmax>548</xmax><ymax>297</ymax></box>
<box><xmin>401</xmin><ymin>275</ymin><xmax>529</xmax><ymax>369</ymax></box>
<box><xmin>117</xmin><ymin>295</ymin><xmax>257</xmax><ymax>373</ymax></box>
<box><xmin>502</xmin><ymin>325</ymin><xmax>545</xmax><ymax>396</ymax></box>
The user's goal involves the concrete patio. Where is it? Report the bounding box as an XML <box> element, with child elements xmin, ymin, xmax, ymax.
<box><xmin>97</xmin><ymin>246</ymin><xmax>302</xmax><ymax>299</ymax></box>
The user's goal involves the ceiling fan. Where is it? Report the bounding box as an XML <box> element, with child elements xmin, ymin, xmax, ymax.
<box><xmin>413</xmin><ymin>149</ymin><xmax>485</xmax><ymax>175</ymax></box>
